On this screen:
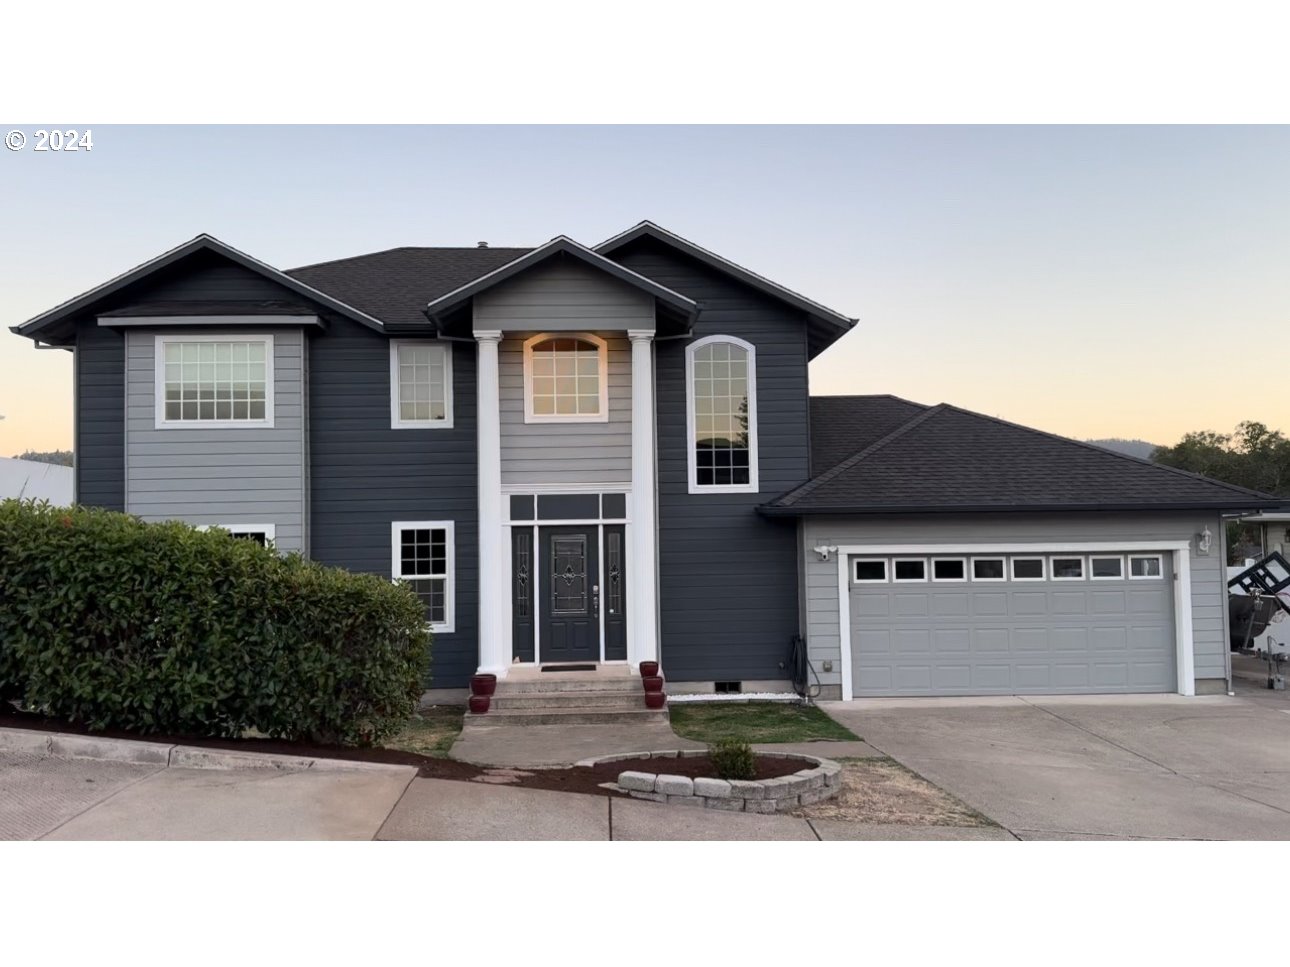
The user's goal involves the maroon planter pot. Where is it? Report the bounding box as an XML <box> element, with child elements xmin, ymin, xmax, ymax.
<box><xmin>642</xmin><ymin>675</ymin><xmax>665</xmax><ymax>693</ymax></box>
<box><xmin>470</xmin><ymin>674</ymin><xmax>497</xmax><ymax>696</ymax></box>
<box><xmin>468</xmin><ymin>694</ymin><xmax>491</xmax><ymax>715</ymax></box>
<box><xmin>644</xmin><ymin>691</ymin><xmax>667</xmax><ymax>710</ymax></box>
<box><xmin>639</xmin><ymin>661</ymin><xmax>659</xmax><ymax>678</ymax></box>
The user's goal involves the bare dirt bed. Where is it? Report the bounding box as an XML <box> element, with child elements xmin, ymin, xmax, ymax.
<box><xmin>791</xmin><ymin>757</ymin><xmax>996</xmax><ymax>827</ymax></box>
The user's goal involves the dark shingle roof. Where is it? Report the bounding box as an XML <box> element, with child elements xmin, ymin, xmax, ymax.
<box><xmin>767</xmin><ymin>400</ymin><xmax>1283</xmax><ymax>515</ymax></box>
<box><xmin>286</xmin><ymin>247</ymin><xmax>533</xmax><ymax>328</ymax></box>
<box><xmin>810</xmin><ymin>395</ymin><xmax>929</xmax><ymax>474</ymax></box>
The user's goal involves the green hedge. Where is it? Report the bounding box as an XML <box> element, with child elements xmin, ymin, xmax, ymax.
<box><xmin>0</xmin><ymin>500</ymin><xmax>430</xmax><ymax>745</ymax></box>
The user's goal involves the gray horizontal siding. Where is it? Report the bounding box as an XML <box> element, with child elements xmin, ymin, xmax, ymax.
<box><xmin>123</xmin><ymin>329</ymin><xmax>307</xmax><ymax>553</ymax></box>
<box><xmin>309</xmin><ymin>322</ymin><xmax>479</xmax><ymax>689</ymax></box>
<box><xmin>801</xmin><ymin>512</ymin><xmax>1228</xmax><ymax>692</ymax></box>
<box><xmin>499</xmin><ymin>332</ymin><xmax>632</xmax><ymax>486</ymax></box>
<box><xmin>473</xmin><ymin>259</ymin><xmax>655</xmax><ymax>330</ymax></box>
<box><xmin>75</xmin><ymin>321</ymin><xmax>125</xmax><ymax>510</ymax></box>
<box><xmin>611</xmin><ymin>237</ymin><xmax>811</xmax><ymax>683</ymax></box>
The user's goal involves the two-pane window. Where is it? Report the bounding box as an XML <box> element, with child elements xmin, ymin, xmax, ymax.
<box><xmin>391</xmin><ymin>341</ymin><xmax>453</xmax><ymax>427</ymax></box>
<box><xmin>523</xmin><ymin>334</ymin><xmax>607</xmax><ymax>422</ymax></box>
<box><xmin>687</xmin><ymin>336</ymin><xmax>758</xmax><ymax>492</ymax></box>
<box><xmin>393</xmin><ymin>522</ymin><xmax>454</xmax><ymax>631</ymax></box>
<box><xmin>158</xmin><ymin>336</ymin><xmax>272</xmax><ymax>426</ymax></box>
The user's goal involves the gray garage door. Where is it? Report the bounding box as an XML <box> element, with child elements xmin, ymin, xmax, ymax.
<box><xmin>849</xmin><ymin>553</ymin><xmax>1177</xmax><ymax>696</ymax></box>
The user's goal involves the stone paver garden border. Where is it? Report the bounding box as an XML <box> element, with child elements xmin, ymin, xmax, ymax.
<box><xmin>579</xmin><ymin>749</ymin><xmax>843</xmax><ymax>813</ymax></box>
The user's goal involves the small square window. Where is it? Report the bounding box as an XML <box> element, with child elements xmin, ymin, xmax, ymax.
<box><xmin>1051</xmin><ymin>557</ymin><xmax>1085</xmax><ymax>580</ymax></box>
<box><xmin>1129</xmin><ymin>555</ymin><xmax>1163</xmax><ymax>579</ymax></box>
<box><xmin>893</xmin><ymin>559</ymin><xmax>927</xmax><ymax>582</ymax></box>
<box><xmin>1090</xmin><ymin>556</ymin><xmax>1124</xmax><ymax>580</ymax></box>
<box><xmin>972</xmin><ymin>558</ymin><xmax>1006</xmax><ymax>581</ymax></box>
<box><xmin>853</xmin><ymin>559</ymin><xmax>887</xmax><ymax>583</ymax></box>
<box><xmin>1012</xmin><ymin>557</ymin><xmax>1045</xmax><ymax>581</ymax></box>
<box><xmin>932</xmin><ymin>558</ymin><xmax>966</xmax><ymax>582</ymax></box>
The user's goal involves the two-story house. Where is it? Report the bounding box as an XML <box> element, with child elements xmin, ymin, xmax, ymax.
<box><xmin>12</xmin><ymin>221</ymin><xmax>1281</xmax><ymax>704</ymax></box>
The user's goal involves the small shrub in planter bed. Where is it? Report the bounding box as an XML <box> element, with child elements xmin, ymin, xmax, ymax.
<box><xmin>710</xmin><ymin>739</ymin><xmax>757</xmax><ymax>781</ymax></box>
<box><xmin>0</xmin><ymin>500</ymin><xmax>431</xmax><ymax>746</ymax></box>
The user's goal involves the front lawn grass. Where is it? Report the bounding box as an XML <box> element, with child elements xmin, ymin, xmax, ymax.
<box><xmin>669</xmin><ymin>701</ymin><xmax>859</xmax><ymax>745</ymax></box>
<box><xmin>380</xmin><ymin>705</ymin><xmax>465</xmax><ymax>758</ymax></box>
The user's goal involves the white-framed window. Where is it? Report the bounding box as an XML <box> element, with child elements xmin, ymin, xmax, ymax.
<box><xmin>1129</xmin><ymin>554</ymin><xmax>1164</xmax><ymax>579</ymax></box>
<box><xmin>686</xmin><ymin>335</ymin><xmax>759</xmax><ymax>493</ymax></box>
<box><xmin>522</xmin><ymin>333</ymin><xmax>608</xmax><ymax>423</ymax></box>
<box><xmin>853</xmin><ymin>558</ymin><xmax>888</xmax><ymax>583</ymax></box>
<box><xmin>392</xmin><ymin>521</ymin><xmax>455</xmax><ymax>633</ymax></box>
<box><xmin>1011</xmin><ymin>557</ymin><xmax>1046</xmax><ymax>581</ymax></box>
<box><xmin>893</xmin><ymin>558</ymin><xmax>928</xmax><ymax>582</ymax></box>
<box><xmin>1050</xmin><ymin>556</ymin><xmax>1086</xmax><ymax>581</ymax></box>
<box><xmin>931</xmin><ymin>558</ymin><xmax>967</xmax><ymax>582</ymax></box>
<box><xmin>155</xmin><ymin>334</ymin><xmax>274</xmax><ymax>428</ymax></box>
<box><xmin>1090</xmin><ymin>555</ymin><xmax>1125</xmax><ymax>580</ymax></box>
<box><xmin>390</xmin><ymin>340</ymin><xmax>453</xmax><ymax>428</ymax></box>
<box><xmin>200</xmin><ymin>523</ymin><xmax>276</xmax><ymax>548</ymax></box>
<box><xmin>971</xmin><ymin>557</ymin><xmax>1007</xmax><ymax>582</ymax></box>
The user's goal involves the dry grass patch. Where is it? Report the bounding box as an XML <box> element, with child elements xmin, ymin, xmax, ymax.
<box><xmin>380</xmin><ymin>706</ymin><xmax>464</xmax><ymax>758</ymax></box>
<box><xmin>794</xmin><ymin>757</ymin><xmax>996</xmax><ymax>827</ymax></box>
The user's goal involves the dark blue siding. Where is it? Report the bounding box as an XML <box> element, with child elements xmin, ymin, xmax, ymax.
<box><xmin>613</xmin><ymin>239</ymin><xmax>809</xmax><ymax>682</ymax></box>
<box><xmin>75</xmin><ymin>320</ymin><xmax>125</xmax><ymax>510</ymax></box>
<box><xmin>309</xmin><ymin>320</ymin><xmax>479</xmax><ymax>689</ymax></box>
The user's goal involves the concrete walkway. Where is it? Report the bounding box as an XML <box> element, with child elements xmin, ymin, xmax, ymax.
<box><xmin>822</xmin><ymin>687</ymin><xmax>1290</xmax><ymax>840</ymax></box>
<box><xmin>450</xmin><ymin>720</ymin><xmax>705</xmax><ymax>767</ymax></box>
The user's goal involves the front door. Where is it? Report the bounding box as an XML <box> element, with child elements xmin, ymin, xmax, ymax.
<box><xmin>540</xmin><ymin>526</ymin><xmax>600</xmax><ymax>663</ymax></box>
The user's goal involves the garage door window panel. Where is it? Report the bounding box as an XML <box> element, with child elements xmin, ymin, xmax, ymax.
<box><xmin>932</xmin><ymin>558</ymin><xmax>967</xmax><ymax>582</ymax></box>
<box><xmin>893</xmin><ymin>559</ymin><xmax>928</xmax><ymax>583</ymax></box>
<box><xmin>1011</xmin><ymin>557</ymin><xmax>1046</xmax><ymax>581</ymax></box>
<box><xmin>1129</xmin><ymin>555</ymin><xmax>1163</xmax><ymax>579</ymax></box>
<box><xmin>1090</xmin><ymin>556</ymin><xmax>1124</xmax><ymax>580</ymax></box>
<box><xmin>1050</xmin><ymin>556</ymin><xmax>1085</xmax><ymax>581</ymax></box>
<box><xmin>853</xmin><ymin>559</ymin><xmax>888</xmax><ymax>583</ymax></box>
<box><xmin>971</xmin><ymin>557</ymin><xmax>1006</xmax><ymax>582</ymax></box>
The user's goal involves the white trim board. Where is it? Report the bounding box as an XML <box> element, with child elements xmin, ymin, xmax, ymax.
<box><xmin>830</xmin><ymin>540</ymin><xmax>1196</xmax><ymax>702</ymax></box>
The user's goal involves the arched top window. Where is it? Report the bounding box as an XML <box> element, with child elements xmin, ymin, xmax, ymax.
<box><xmin>523</xmin><ymin>333</ymin><xmax>609</xmax><ymax>423</ymax></box>
<box><xmin>686</xmin><ymin>335</ymin><xmax>758</xmax><ymax>493</ymax></box>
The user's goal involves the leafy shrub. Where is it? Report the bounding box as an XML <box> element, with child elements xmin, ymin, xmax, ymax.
<box><xmin>0</xmin><ymin>500</ymin><xmax>430</xmax><ymax>745</ymax></box>
<box><xmin>709</xmin><ymin>738</ymin><xmax>757</xmax><ymax>781</ymax></box>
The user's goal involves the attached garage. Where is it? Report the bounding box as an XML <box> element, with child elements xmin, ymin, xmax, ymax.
<box><xmin>761</xmin><ymin>397</ymin><xmax>1284</xmax><ymax>700</ymax></box>
<box><xmin>846</xmin><ymin>548</ymin><xmax>1178</xmax><ymax>696</ymax></box>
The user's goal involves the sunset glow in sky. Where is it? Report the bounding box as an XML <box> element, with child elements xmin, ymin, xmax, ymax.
<box><xmin>2</xmin><ymin>125</ymin><xmax>1287</xmax><ymax>455</ymax></box>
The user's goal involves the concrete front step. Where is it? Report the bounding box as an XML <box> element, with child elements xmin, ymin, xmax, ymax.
<box><xmin>496</xmin><ymin>676</ymin><xmax>639</xmax><ymax>694</ymax></box>
<box><xmin>491</xmin><ymin>689</ymin><xmax>648</xmax><ymax>711</ymax></box>
<box><xmin>468</xmin><ymin>707</ymin><xmax>669</xmax><ymax>727</ymax></box>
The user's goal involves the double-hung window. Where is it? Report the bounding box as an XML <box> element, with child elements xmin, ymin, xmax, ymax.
<box><xmin>686</xmin><ymin>335</ymin><xmax>758</xmax><ymax>493</ymax></box>
<box><xmin>392</xmin><ymin>522</ymin><xmax>455</xmax><ymax>632</ymax></box>
<box><xmin>391</xmin><ymin>341</ymin><xmax>453</xmax><ymax>428</ymax></box>
<box><xmin>156</xmin><ymin>335</ymin><xmax>273</xmax><ymax>427</ymax></box>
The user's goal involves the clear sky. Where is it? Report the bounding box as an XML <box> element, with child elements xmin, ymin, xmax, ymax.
<box><xmin>2</xmin><ymin>124</ymin><xmax>1287</xmax><ymax>455</ymax></box>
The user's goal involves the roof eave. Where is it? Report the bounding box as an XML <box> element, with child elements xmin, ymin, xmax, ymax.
<box><xmin>12</xmin><ymin>234</ymin><xmax>387</xmax><ymax>341</ymax></box>
<box><xmin>594</xmin><ymin>220</ymin><xmax>858</xmax><ymax>333</ymax></box>
<box><xmin>423</xmin><ymin>236</ymin><xmax>699</xmax><ymax>322</ymax></box>
<box><xmin>759</xmin><ymin>499</ymin><xmax>1288</xmax><ymax>518</ymax></box>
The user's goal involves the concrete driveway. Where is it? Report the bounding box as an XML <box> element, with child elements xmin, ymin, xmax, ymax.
<box><xmin>822</xmin><ymin>686</ymin><xmax>1290</xmax><ymax>840</ymax></box>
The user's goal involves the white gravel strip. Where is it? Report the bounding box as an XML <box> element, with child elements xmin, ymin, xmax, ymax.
<box><xmin>666</xmin><ymin>692</ymin><xmax>803</xmax><ymax>704</ymax></box>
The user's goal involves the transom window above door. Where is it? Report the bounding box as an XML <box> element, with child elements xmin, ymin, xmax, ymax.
<box><xmin>156</xmin><ymin>335</ymin><xmax>273</xmax><ymax>427</ymax></box>
<box><xmin>686</xmin><ymin>335</ymin><xmax>759</xmax><ymax>493</ymax></box>
<box><xmin>523</xmin><ymin>334</ymin><xmax>608</xmax><ymax>423</ymax></box>
<box><xmin>390</xmin><ymin>341</ymin><xmax>453</xmax><ymax>428</ymax></box>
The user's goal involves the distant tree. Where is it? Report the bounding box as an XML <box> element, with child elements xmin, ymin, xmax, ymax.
<box><xmin>1152</xmin><ymin>422</ymin><xmax>1290</xmax><ymax>497</ymax></box>
<box><xmin>13</xmin><ymin>449</ymin><xmax>73</xmax><ymax>467</ymax></box>
<box><xmin>1153</xmin><ymin>422</ymin><xmax>1290</xmax><ymax>563</ymax></box>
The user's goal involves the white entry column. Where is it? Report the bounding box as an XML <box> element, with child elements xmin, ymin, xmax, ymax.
<box><xmin>628</xmin><ymin>329</ymin><xmax>659</xmax><ymax>670</ymax></box>
<box><xmin>475</xmin><ymin>330</ymin><xmax>507</xmax><ymax>677</ymax></box>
